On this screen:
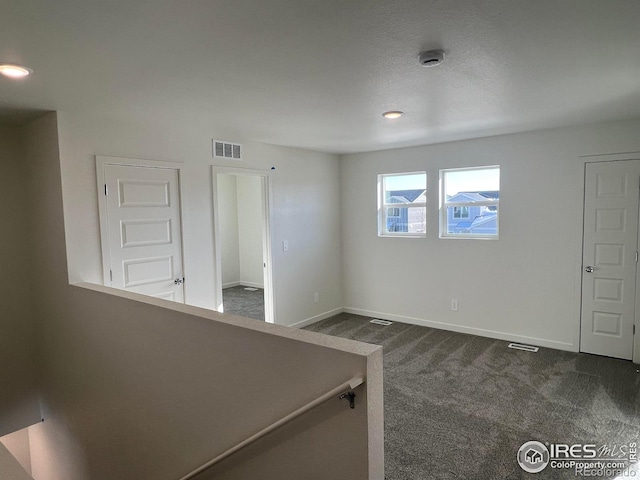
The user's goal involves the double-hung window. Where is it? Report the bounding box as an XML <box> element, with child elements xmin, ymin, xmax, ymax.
<box><xmin>440</xmin><ymin>166</ymin><xmax>500</xmax><ymax>239</ymax></box>
<box><xmin>378</xmin><ymin>172</ymin><xmax>427</xmax><ymax>237</ymax></box>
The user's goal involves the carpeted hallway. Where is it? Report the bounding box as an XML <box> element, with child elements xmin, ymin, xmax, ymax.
<box><xmin>222</xmin><ymin>286</ymin><xmax>265</xmax><ymax>321</ymax></box>
<box><xmin>304</xmin><ymin>313</ymin><xmax>640</xmax><ymax>479</ymax></box>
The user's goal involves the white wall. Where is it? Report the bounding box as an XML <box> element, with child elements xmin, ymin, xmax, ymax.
<box><xmin>0</xmin><ymin>126</ymin><xmax>41</xmax><ymax>437</ymax></box>
<box><xmin>1</xmin><ymin>428</ymin><xmax>32</xmax><ymax>475</ymax></box>
<box><xmin>340</xmin><ymin>119</ymin><xmax>640</xmax><ymax>352</ymax></box>
<box><xmin>217</xmin><ymin>174</ymin><xmax>241</xmax><ymax>287</ymax></box>
<box><xmin>56</xmin><ymin>111</ymin><xmax>343</xmax><ymax>326</ymax></box>
<box><xmin>237</xmin><ymin>175</ymin><xmax>264</xmax><ymax>288</ymax></box>
<box><xmin>0</xmin><ymin>442</ymin><xmax>32</xmax><ymax>480</ymax></box>
<box><xmin>24</xmin><ymin>113</ymin><xmax>383</xmax><ymax>480</ymax></box>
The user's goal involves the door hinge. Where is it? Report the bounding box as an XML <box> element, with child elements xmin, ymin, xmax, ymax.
<box><xmin>109</xmin><ymin>269</ymin><xmax>113</xmax><ymax>282</ymax></box>
<box><xmin>636</xmin><ymin>251</ymin><xmax>638</xmax><ymax>263</ymax></box>
<box><xmin>104</xmin><ymin>184</ymin><xmax>108</xmax><ymax>196</ymax></box>
<box><xmin>634</xmin><ymin>325</ymin><xmax>636</xmax><ymax>335</ymax></box>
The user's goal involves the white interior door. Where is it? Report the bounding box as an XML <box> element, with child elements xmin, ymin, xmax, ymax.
<box><xmin>103</xmin><ymin>164</ymin><xmax>185</xmax><ymax>302</ymax></box>
<box><xmin>581</xmin><ymin>160</ymin><xmax>639</xmax><ymax>360</ymax></box>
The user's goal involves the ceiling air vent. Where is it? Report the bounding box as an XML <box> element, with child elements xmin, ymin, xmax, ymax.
<box><xmin>213</xmin><ymin>139</ymin><xmax>243</xmax><ymax>160</ymax></box>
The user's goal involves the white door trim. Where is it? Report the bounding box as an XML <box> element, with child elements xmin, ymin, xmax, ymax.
<box><xmin>96</xmin><ymin>155</ymin><xmax>188</xmax><ymax>300</ymax></box>
<box><xmin>212</xmin><ymin>166</ymin><xmax>275</xmax><ymax>324</ymax></box>
<box><xmin>579</xmin><ymin>151</ymin><xmax>640</xmax><ymax>364</ymax></box>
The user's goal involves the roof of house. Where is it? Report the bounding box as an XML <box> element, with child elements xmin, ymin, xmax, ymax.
<box><xmin>455</xmin><ymin>221</ymin><xmax>474</xmax><ymax>228</ymax></box>
<box><xmin>455</xmin><ymin>213</ymin><xmax>497</xmax><ymax>230</ymax></box>
<box><xmin>447</xmin><ymin>191</ymin><xmax>499</xmax><ymax>202</ymax></box>
<box><xmin>387</xmin><ymin>189</ymin><xmax>425</xmax><ymax>203</ymax></box>
<box><xmin>475</xmin><ymin>191</ymin><xmax>499</xmax><ymax>200</ymax></box>
<box><xmin>470</xmin><ymin>215</ymin><xmax>497</xmax><ymax>228</ymax></box>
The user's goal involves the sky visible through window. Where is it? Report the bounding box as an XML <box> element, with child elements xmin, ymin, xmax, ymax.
<box><xmin>384</xmin><ymin>173</ymin><xmax>425</xmax><ymax>191</ymax></box>
<box><xmin>383</xmin><ymin>168</ymin><xmax>499</xmax><ymax>195</ymax></box>
<box><xmin>444</xmin><ymin>167</ymin><xmax>499</xmax><ymax>196</ymax></box>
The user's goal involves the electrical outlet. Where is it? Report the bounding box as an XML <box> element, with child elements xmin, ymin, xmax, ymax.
<box><xmin>314</xmin><ymin>292</ymin><xmax>319</xmax><ymax>303</ymax></box>
<box><xmin>283</xmin><ymin>240</ymin><xmax>289</xmax><ymax>252</ymax></box>
<box><xmin>451</xmin><ymin>299</ymin><xmax>459</xmax><ymax>311</ymax></box>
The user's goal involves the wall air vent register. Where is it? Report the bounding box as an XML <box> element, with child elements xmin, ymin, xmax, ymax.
<box><xmin>213</xmin><ymin>139</ymin><xmax>242</xmax><ymax>160</ymax></box>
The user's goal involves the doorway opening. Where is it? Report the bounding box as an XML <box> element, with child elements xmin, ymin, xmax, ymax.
<box><xmin>213</xmin><ymin>167</ymin><xmax>274</xmax><ymax>323</ymax></box>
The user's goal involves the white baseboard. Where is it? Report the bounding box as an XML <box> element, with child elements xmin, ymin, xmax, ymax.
<box><xmin>289</xmin><ymin>308</ymin><xmax>344</xmax><ymax>329</ymax></box>
<box><xmin>222</xmin><ymin>281</ymin><xmax>241</xmax><ymax>289</ymax></box>
<box><xmin>343</xmin><ymin>307</ymin><xmax>577</xmax><ymax>352</ymax></box>
<box><xmin>279</xmin><ymin>303</ymin><xmax>577</xmax><ymax>353</ymax></box>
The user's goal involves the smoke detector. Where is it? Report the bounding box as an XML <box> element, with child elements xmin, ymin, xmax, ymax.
<box><xmin>418</xmin><ymin>50</ymin><xmax>445</xmax><ymax>67</ymax></box>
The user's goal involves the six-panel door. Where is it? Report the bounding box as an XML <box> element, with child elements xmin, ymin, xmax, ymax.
<box><xmin>581</xmin><ymin>160</ymin><xmax>639</xmax><ymax>360</ymax></box>
<box><xmin>104</xmin><ymin>164</ymin><xmax>185</xmax><ymax>302</ymax></box>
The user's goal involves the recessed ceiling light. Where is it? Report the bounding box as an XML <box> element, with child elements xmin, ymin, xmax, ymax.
<box><xmin>0</xmin><ymin>64</ymin><xmax>33</xmax><ymax>79</ymax></box>
<box><xmin>382</xmin><ymin>111</ymin><xmax>403</xmax><ymax>119</ymax></box>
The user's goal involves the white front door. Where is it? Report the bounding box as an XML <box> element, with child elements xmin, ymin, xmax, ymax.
<box><xmin>103</xmin><ymin>164</ymin><xmax>185</xmax><ymax>302</ymax></box>
<box><xmin>580</xmin><ymin>160</ymin><xmax>639</xmax><ymax>360</ymax></box>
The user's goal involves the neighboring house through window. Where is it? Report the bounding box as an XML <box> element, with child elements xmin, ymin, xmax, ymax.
<box><xmin>453</xmin><ymin>206</ymin><xmax>469</xmax><ymax>219</ymax></box>
<box><xmin>387</xmin><ymin>207</ymin><xmax>401</xmax><ymax>217</ymax></box>
<box><xmin>378</xmin><ymin>172</ymin><xmax>427</xmax><ymax>237</ymax></box>
<box><xmin>440</xmin><ymin>166</ymin><xmax>500</xmax><ymax>238</ymax></box>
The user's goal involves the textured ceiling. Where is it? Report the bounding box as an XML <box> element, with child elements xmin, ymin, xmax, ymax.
<box><xmin>1</xmin><ymin>0</ymin><xmax>639</xmax><ymax>154</ymax></box>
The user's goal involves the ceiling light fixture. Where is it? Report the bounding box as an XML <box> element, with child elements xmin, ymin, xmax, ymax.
<box><xmin>382</xmin><ymin>111</ymin><xmax>403</xmax><ymax>119</ymax></box>
<box><xmin>0</xmin><ymin>64</ymin><xmax>33</xmax><ymax>78</ymax></box>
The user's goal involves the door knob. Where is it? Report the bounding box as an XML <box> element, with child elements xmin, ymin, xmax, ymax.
<box><xmin>584</xmin><ymin>266</ymin><xmax>594</xmax><ymax>273</ymax></box>
<box><xmin>174</xmin><ymin>277</ymin><xmax>185</xmax><ymax>285</ymax></box>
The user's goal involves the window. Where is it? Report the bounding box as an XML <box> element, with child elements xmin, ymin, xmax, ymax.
<box><xmin>440</xmin><ymin>166</ymin><xmax>500</xmax><ymax>238</ymax></box>
<box><xmin>453</xmin><ymin>206</ymin><xmax>469</xmax><ymax>219</ymax></box>
<box><xmin>378</xmin><ymin>172</ymin><xmax>426</xmax><ymax>237</ymax></box>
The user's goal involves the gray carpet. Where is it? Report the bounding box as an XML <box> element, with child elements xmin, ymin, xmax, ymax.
<box><xmin>304</xmin><ymin>313</ymin><xmax>640</xmax><ymax>479</ymax></box>
<box><xmin>222</xmin><ymin>286</ymin><xmax>265</xmax><ymax>321</ymax></box>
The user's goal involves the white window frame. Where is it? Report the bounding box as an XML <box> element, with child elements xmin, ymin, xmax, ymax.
<box><xmin>378</xmin><ymin>172</ymin><xmax>427</xmax><ymax>238</ymax></box>
<box><xmin>439</xmin><ymin>166</ymin><xmax>500</xmax><ymax>240</ymax></box>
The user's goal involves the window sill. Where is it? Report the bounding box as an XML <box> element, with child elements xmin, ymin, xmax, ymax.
<box><xmin>378</xmin><ymin>234</ymin><xmax>426</xmax><ymax>239</ymax></box>
<box><xmin>439</xmin><ymin>235</ymin><xmax>499</xmax><ymax>240</ymax></box>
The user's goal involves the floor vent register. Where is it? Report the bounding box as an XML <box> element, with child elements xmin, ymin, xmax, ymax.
<box><xmin>370</xmin><ymin>319</ymin><xmax>393</xmax><ymax>326</ymax></box>
<box><xmin>508</xmin><ymin>343</ymin><xmax>539</xmax><ymax>352</ymax></box>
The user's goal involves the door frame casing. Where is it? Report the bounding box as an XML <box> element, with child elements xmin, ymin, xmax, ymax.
<box><xmin>96</xmin><ymin>155</ymin><xmax>188</xmax><ymax>299</ymax></box>
<box><xmin>212</xmin><ymin>166</ymin><xmax>275</xmax><ymax>324</ymax></box>
<box><xmin>579</xmin><ymin>151</ymin><xmax>640</xmax><ymax>363</ymax></box>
